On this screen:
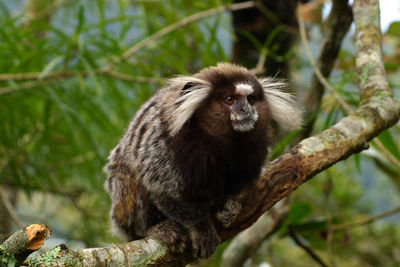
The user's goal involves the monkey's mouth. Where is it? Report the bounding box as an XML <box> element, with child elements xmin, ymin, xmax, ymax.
<box><xmin>232</xmin><ymin>118</ymin><xmax>256</xmax><ymax>132</ymax></box>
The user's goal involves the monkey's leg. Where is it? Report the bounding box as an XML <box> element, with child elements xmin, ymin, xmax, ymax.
<box><xmin>147</xmin><ymin>220</ymin><xmax>189</xmax><ymax>254</ymax></box>
<box><xmin>151</xmin><ymin>195</ymin><xmax>221</xmax><ymax>258</ymax></box>
<box><xmin>110</xmin><ymin>182</ymin><xmax>166</xmax><ymax>241</ymax></box>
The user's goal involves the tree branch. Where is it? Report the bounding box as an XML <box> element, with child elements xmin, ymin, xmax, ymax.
<box><xmin>353</xmin><ymin>0</ymin><xmax>391</xmax><ymax>102</ymax></box>
<box><xmin>0</xmin><ymin>224</ymin><xmax>50</xmax><ymax>265</ymax></box>
<box><xmin>29</xmin><ymin>238</ymin><xmax>192</xmax><ymax>266</ymax></box>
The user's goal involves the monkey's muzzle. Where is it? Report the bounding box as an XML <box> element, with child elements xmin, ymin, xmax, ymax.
<box><xmin>230</xmin><ymin>111</ymin><xmax>258</xmax><ymax>132</ymax></box>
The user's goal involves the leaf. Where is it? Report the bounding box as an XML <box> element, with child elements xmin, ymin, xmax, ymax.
<box><xmin>377</xmin><ymin>130</ymin><xmax>400</xmax><ymax>161</ymax></box>
<box><xmin>287</xmin><ymin>202</ymin><xmax>313</xmax><ymax>224</ymax></box>
<box><xmin>353</xmin><ymin>153</ymin><xmax>361</xmax><ymax>173</ymax></box>
<box><xmin>387</xmin><ymin>21</ymin><xmax>400</xmax><ymax>36</ymax></box>
<box><xmin>323</xmin><ymin>107</ymin><xmax>336</xmax><ymax>129</ymax></box>
<box><xmin>291</xmin><ymin>219</ymin><xmax>327</xmax><ymax>232</ymax></box>
<box><xmin>76</xmin><ymin>4</ymin><xmax>85</xmax><ymax>35</ymax></box>
<box><xmin>39</xmin><ymin>56</ymin><xmax>63</xmax><ymax>80</ymax></box>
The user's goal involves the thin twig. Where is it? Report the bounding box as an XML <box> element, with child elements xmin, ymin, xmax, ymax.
<box><xmin>288</xmin><ymin>225</ymin><xmax>328</xmax><ymax>267</ymax></box>
<box><xmin>104</xmin><ymin>1</ymin><xmax>256</xmax><ymax>70</ymax></box>
<box><xmin>332</xmin><ymin>205</ymin><xmax>400</xmax><ymax>231</ymax></box>
<box><xmin>0</xmin><ymin>79</ymin><xmax>61</xmax><ymax>95</ymax></box>
<box><xmin>297</xmin><ymin>6</ymin><xmax>353</xmax><ymax>115</ymax></box>
<box><xmin>0</xmin><ymin>187</ymin><xmax>24</xmax><ymax>228</ymax></box>
<box><xmin>0</xmin><ymin>70</ymin><xmax>161</xmax><ymax>95</ymax></box>
<box><xmin>0</xmin><ymin>70</ymin><xmax>161</xmax><ymax>83</ymax></box>
<box><xmin>0</xmin><ymin>72</ymin><xmax>63</xmax><ymax>81</ymax></box>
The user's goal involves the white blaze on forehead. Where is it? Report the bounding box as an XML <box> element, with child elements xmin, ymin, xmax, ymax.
<box><xmin>235</xmin><ymin>83</ymin><xmax>254</xmax><ymax>95</ymax></box>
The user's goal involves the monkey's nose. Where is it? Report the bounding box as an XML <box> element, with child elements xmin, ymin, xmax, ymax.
<box><xmin>240</xmin><ymin>104</ymin><xmax>251</xmax><ymax>113</ymax></box>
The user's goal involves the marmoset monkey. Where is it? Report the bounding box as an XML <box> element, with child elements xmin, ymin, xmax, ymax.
<box><xmin>104</xmin><ymin>63</ymin><xmax>301</xmax><ymax>258</ymax></box>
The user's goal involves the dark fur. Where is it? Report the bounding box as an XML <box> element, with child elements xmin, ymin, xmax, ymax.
<box><xmin>104</xmin><ymin>63</ymin><xmax>300</xmax><ymax>258</ymax></box>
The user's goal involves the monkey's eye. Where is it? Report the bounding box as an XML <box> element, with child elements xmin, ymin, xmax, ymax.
<box><xmin>247</xmin><ymin>95</ymin><xmax>256</xmax><ymax>105</ymax></box>
<box><xmin>224</xmin><ymin>96</ymin><xmax>235</xmax><ymax>105</ymax></box>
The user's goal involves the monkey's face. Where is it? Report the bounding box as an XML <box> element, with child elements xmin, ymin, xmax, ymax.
<box><xmin>223</xmin><ymin>83</ymin><xmax>260</xmax><ymax>132</ymax></box>
<box><xmin>193</xmin><ymin>81</ymin><xmax>267</xmax><ymax>138</ymax></box>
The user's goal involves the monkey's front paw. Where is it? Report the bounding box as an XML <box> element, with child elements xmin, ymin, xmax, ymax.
<box><xmin>216</xmin><ymin>199</ymin><xmax>241</xmax><ymax>227</ymax></box>
<box><xmin>190</xmin><ymin>225</ymin><xmax>221</xmax><ymax>258</ymax></box>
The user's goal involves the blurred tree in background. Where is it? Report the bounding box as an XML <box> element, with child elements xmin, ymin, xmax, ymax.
<box><xmin>1</xmin><ymin>0</ymin><xmax>400</xmax><ymax>266</ymax></box>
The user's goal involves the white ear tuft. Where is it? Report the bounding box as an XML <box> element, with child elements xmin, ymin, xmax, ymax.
<box><xmin>259</xmin><ymin>78</ymin><xmax>302</xmax><ymax>130</ymax></box>
<box><xmin>167</xmin><ymin>76</ymin><xmax>209</xmax><ymax>88</ymax></box>
<box><xmin>168</xmin><ymin>76</ymin><xmax>211</xmax><ymax>136</ymax></box>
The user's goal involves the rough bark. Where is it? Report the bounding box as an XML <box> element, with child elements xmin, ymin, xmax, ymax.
<box><xmin>353</xmin><ymin>0</ymin><xmax>390</xmax><ymax>102</ymax></box>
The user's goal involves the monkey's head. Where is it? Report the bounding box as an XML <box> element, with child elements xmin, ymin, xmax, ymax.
<box><xmin>166</xmin><ymin>63</ymin><xmax>301</xmax><ymax>138</ymax></box>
